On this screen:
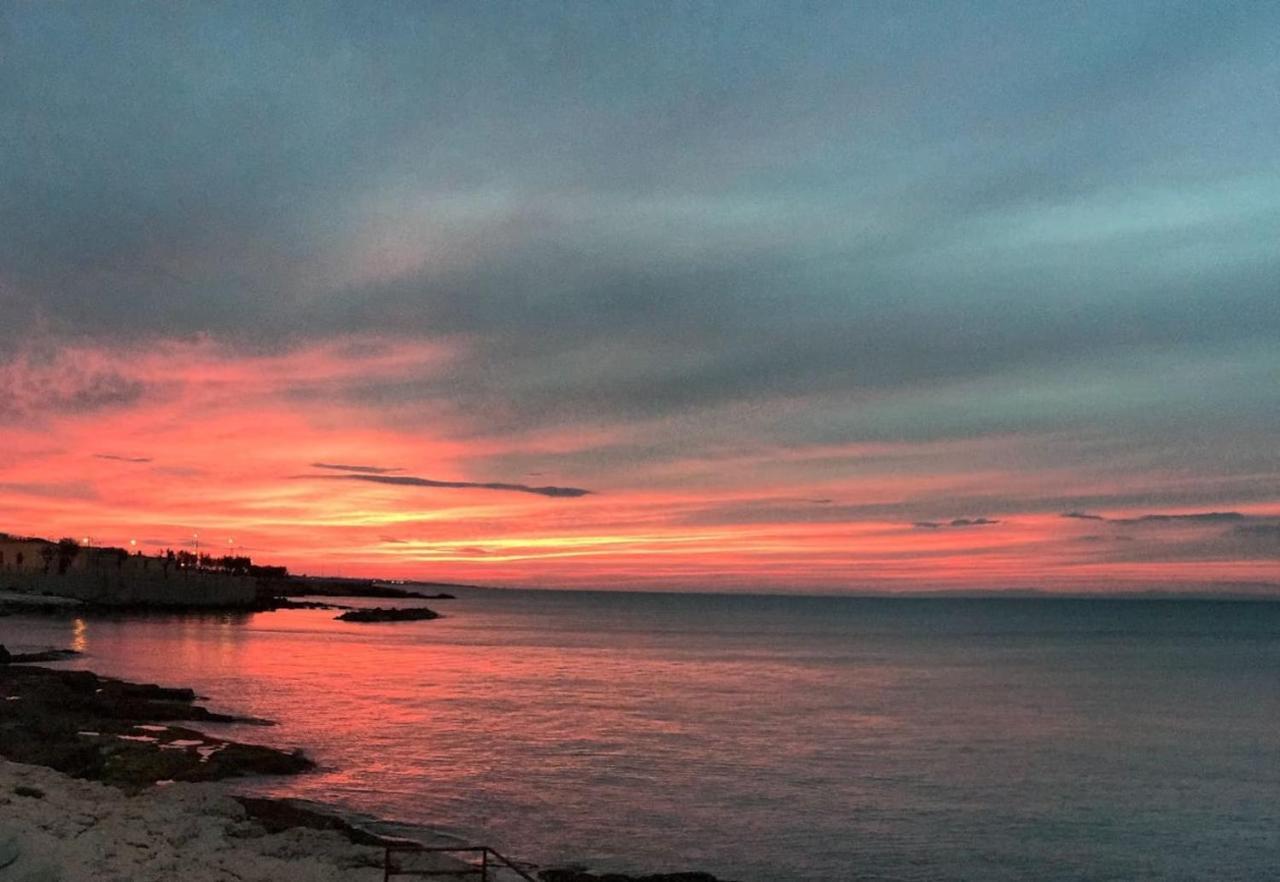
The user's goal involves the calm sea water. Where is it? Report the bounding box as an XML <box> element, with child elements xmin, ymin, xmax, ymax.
<box><xmin>3</xmin><ymin>591</ymin><xmax>1279</xmax><ymax>881</ymax></box>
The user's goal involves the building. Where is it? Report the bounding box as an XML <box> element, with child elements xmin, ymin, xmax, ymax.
<box><xmin>0</xmin><ymin>534</ymin><xmax>257</xmax><ymax>608</ymax></box>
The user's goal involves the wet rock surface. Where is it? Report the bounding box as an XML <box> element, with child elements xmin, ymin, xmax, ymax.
<box><xmin>235</xmin><ymin>797</ymin><xmax>395</xmax><ymax>847</ymax></box>
<box><xmin>0</xmin><ymin>663</ymin><xmax>312</xmax><ymax>791</ymax></box>
<box><xmin>335</xmin><ymin>606</ymin><xmax>440</xmax><ymax>622</ymax></box>
<box><xmin>539</xmin><ymin>871</ymin><xmax>736</xmax><ymax>882</ymax></box>
<box><xmin>1</xmin><ymin>645</ymin><xmax>83</xmax><ymax>664</ymax></box>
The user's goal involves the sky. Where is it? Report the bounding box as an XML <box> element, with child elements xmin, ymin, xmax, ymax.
<box><xmin>1</xmin><ymin>1</ymin><xmax>1277</xmax><ymax>592</ymax></box>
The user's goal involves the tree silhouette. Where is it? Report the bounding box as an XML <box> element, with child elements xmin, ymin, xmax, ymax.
<box><xmin>55</xmin><ymin>538</ymin><xmax>81</xmax><ymax>575</ymax></box>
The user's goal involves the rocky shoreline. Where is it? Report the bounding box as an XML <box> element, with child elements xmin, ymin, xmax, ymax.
<box><xmin>0</xmin><ymin>650</ymin><xmax>740</xmax><ymax>882</ymax></box>
<box><xmin>0</xmin><ymin>759</ymin><xmax>399</xmax><ymax>881</ymax></box>
<box><xmin>0</xmin><ymin>653</ymin><xmax>309</xmax><ymax>791</ymax></box>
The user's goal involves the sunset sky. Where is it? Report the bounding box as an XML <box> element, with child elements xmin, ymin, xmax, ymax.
<box><xmin>2</xmin><ymin>2</ymin><xmax>1277</xmax><ymax>591</ymax></box>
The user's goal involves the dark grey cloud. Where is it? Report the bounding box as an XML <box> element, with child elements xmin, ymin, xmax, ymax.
<box><xmin>312</xmin><ymin>462</ymin><xmax>403</xmax><ymax>475</ymax></box>
<box><xmin>914</xmin><ymin>518</ymin><xmax>1001</xmax><ymax>530</ymax></box>
<box><xmin>296</xmin><ymin>473</ymin><xmax>591</xmax><ymax>498</ymax></box>
<box><xmin>1085</xmin><ymin>522</ymin><xmax>1280</xmax><ymax>564</ymax></box>
<box><xmin>0</xmin><ymin>0</ymin><xmax>1277</xmax><ymax>502</ymax></box>
<box><xmin>1056</xmin><ymin>512</ymin><xmax>1280</xmax><ymax>564</ymax></box>
<box><xmin>1062</xmin><ymin>510</ymin><xmax>1254</xmax><ymax>525</ymax></box>
<box><xmin>1232</xmin><ymin>523</ymin><xmax>1280</xmax><ymax>540</ymax></box>
<box><xmin>1119</xmin><ymin>512</ymin><xmax>1249</xmax><ymax>524</ymax></box>
<box><xmin>94</xmin><ymin>454</ymin><xmax>153</xmax><ymax>464</ymax></box>
<box><xmin>0</xmin><ymin>359</ymin><xmax>147</xmax><ymax>421</ymax></box>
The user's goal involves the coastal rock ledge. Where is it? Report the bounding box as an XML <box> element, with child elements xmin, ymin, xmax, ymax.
<box><xmin>539</xmin><ymin>871</ymin><xmax>735</xmax><ymax>882</ymax></box>
<box><xmin>0</xmin><ymin>759</ymin><xmax>391</xmax><ymax>881</ymax></box>
<box><xmin>0</xmin><ymin>661</ymin><xmax>310</xmax><ymax>790</ymax></box>
<box><xmin>335</xmin><ymin>606</ymin><xmax>440</xmax><ymax>623</ymax></box>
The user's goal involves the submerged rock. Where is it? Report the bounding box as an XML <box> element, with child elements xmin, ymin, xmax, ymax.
<box><xmin>335</xmin><ymin>607</ymin><xmax>439</xmax><ymax>623</ymax></box>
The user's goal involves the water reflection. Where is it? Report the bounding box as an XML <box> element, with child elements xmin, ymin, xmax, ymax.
<box><xmin>1</xmin><ymin>595</ymin><xmax>1278</xmax><ymax>882</ymax></box>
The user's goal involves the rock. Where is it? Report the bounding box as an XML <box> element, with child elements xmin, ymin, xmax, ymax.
<box><xmin>0</xmin><ymin>645</ymin><xmax>10</xmax><ymax>664</ymax></box>
<box><xmin>8</xmin><ymin>649</ymin><xmax>80</xmax><ymax>664</ymax></box>
<box><xmin>0</xmin><ymin>824</ymin><xmax>60</xmax><ymax>882</ymax></box>
<box><xmin>539</xmin><ymin>871</ymin><xmax>731</xmax><ymax>882</ymax></box>
<box><xmin>0</xmin><ymin>825</ymin><xmax>20</xmax><ymax>869</ymax></box>
<box><xmin>335</xmin><ymin>607</ymin><xmax>439</xmax><ymax>623</ymax></box>
<box><xmin>235</xmin><ymin>797</ymin><xmax>390</xmax><ymax>847</ymax></box>
<box><xmin>0</xmin><ymin>664</ymin><xmax>310</xmax><ymax>789</ymax></box>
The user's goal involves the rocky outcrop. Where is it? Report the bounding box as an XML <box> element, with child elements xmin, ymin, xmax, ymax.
<box><xmin>0</xmin><ymin>644</ymin><xmax>80</xmax><ymax>664</ymax></box>
<box><xmin>539</xmin><ymin>871</ymin><xmax>735</xmax><ymax>882</ymax></box>
<box><xmin>335</xmin><ymin>607</ymin><xmax>440</xmax><ymax>623</ymax></box>
<box><xmin>0</xmin><ymin>664</ymin><xmax>311</xmax><ymax>791</ymax></box>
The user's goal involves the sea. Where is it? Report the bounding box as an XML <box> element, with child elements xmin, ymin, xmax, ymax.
<box><xmin>3</xmin><ymin>590</ymin><xmax>1278</xmax><ymax>881</ymax></box>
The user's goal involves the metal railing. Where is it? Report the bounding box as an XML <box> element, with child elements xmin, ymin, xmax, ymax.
<box><xmin>383</xmin><ymin>843</ymin><xmax>539</xmax><ymax>882</ymax></box>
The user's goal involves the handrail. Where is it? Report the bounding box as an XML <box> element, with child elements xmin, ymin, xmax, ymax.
<box><xmin>486</xmin><ymin>847</ymin><xmax>539</xmax><ymax>882</ymax></box>
<box><xmin>383</xmin><ymin>842</ymin><xmax>538</xmax><ymax>882</ymax></box>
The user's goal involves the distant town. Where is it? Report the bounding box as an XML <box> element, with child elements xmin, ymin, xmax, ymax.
<box><xmin>0</xmin><ymin>532</ymin><xmax>457</xmax><ymax>609</ymax></box>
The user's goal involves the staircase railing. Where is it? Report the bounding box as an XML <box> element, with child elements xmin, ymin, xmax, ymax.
<box><xmin>382</xmin><ymin>843</ymin><xmax>539</xmax><ymax>882</ymax></box>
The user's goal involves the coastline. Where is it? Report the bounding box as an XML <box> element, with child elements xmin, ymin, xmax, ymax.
<box><xmin>0</xmin><ymin>658</ymin><xmax>514</xmax><ymax>880</ymax></box>
<box><xmin>0</xmin><ymin>758</ymin><xmax>399</xmax><ymax>881</ymax></box>
<box><xmin>0</xmin><ymin>654</ymin><xmax>738</xmax><ymax>882</ymax></box>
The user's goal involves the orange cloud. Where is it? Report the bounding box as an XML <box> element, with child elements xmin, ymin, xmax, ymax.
<box><xmin>1</xmin><ymin>336</ymin><xmax>1276</xmax><ymax>592</ymax></box>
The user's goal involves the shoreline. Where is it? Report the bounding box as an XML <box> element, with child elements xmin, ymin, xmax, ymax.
<box><xmin>0</xmin><ymin>654</ymin><xmax>739</xmax><ymax>882</ymax></box>
<box><xmin>0</xmin><ymin>758</ymin><xmax>457</xmax><ymax>881</ymax></box>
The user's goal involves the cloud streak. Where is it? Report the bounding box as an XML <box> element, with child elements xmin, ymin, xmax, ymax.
<box><xmin>312</xmin><ymin>462</ymin><xmax>404</xmax><ymax>475</ymax></box>
<box><xmin>913</xmin><ymin>518</ymin><xmax>1001</xmax><ymax>529</ymax></box>
<box><xmin>1117</xmin><ymin>512</ymin><xmax>1249</xmax><ymax>525</ymax></box>
<box><xmin>297</xmin><ymin>473</ymin><xmax>592</xmax><ymax>498</ymax></box>
<box><xmin>1063</xmin><ymin>510</ymin><xmax>1252</xmax><ymax>525</ymax></box>
<box><xmin>94</xmin><ymin>454</ymin><xmax>153</xmax><ymax>464</ymax></box>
